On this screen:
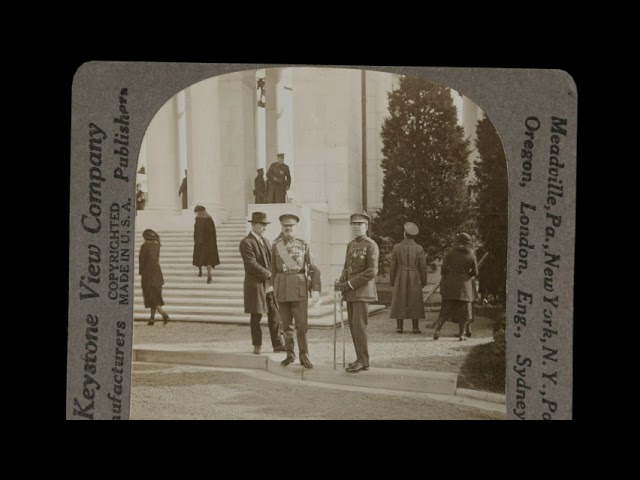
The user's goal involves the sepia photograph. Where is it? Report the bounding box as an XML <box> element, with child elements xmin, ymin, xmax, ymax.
<box><xmin>129</xmin><ymin>67</ymin><xmax>509</xmax><ymax>420</ymax></box>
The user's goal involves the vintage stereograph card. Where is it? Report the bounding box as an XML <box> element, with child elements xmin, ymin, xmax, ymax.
<box><xmin>66</xmin><ymin>63</ymin><xmax>575</xmax><ymax>420</ymax></box>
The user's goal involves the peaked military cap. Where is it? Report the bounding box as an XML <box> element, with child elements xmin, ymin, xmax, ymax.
<box><xmin>279</xmin><ymin>214</ymin><xmax>300</xmax><ymax>225</ymax></box>
<box><xmin>350</xmin><ymin>212</ymin><xmax>371</xmax><ymax>223</ymax></box>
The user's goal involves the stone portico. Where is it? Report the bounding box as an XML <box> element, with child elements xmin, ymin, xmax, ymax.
<box><xmin>136</xmin><ymin>68</ymin><xmax>405</xmax><ymax>290</ymax></box>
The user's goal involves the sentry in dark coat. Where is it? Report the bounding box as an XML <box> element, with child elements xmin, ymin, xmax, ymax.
<box><xmin>389</xmin><ymin>239</ymin><xmax>428</xmax><ymax>319</ymax></box>
<box><xmin>240</xmin><ymin>233</ymin><xmax>272</xmax><ymax>314</ymax></box>
<box><xmin>192</xmin><ymin>216</ymin><xmax>220</xmax><ymax>267</ymax></box>
<box><xmin>139</xmin><ymin>240</ymin><xmax>165</xmax><ymax>308</ymax></box>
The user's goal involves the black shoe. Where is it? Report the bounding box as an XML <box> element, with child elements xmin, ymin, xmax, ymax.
<box><xmin>346</xmin><ymin>363</ymin><xmax>368</xmax><ymax>373</ymax></box>
<box><xmin>273</xmin><ymin>345</ymin><xmax>287</xmax><ymax>353</ymax></box>
<box><xmin>198</xmin><ymin>270</ymin><xmax>203</xmax><ymax>277</ymax></box>
<box><xmin>147</xmin><ymin>320</ymin><xmax>155</xmax><ymax>326</ymax></box>
<box><xmin>465</xmin><ymin>325</ymin><xmax>472</xmax><ymax>337</ymax></box>
<box><xmin>412</xmin><ymin>329</ymin><xmax>421</xmax><ymax>334</ymax></box>
<box><xmin>433</xmin><ymin>331</ymin><xmax>440</xmax><ymax>340</ymax></box>
<box><xmin>207</xmin><ymin>276</ymin><xmax>212</xmax><ymax>284</ymax></box>
<box><xmin>162</xmin><ymin>314</ymin><xmax>170</xmax><ymax>326</ymax></box>
<box><xmin>346</xmin><ymin>360</ymin><xmax>359</xmax><ymax>369</ymax></box>
<box><xmin>299</xmin><ymin>354</ymin><xmax>313</xmax><ymax>369</ymax></box>
<box><xmin>281</xmin><ymin>355</ymin><xmax>295</xmax><ymax>366</ymax></box>
<box><xmin>396</xmin><ymin>328</ymin><xmax>403</xmax><ymax>334</ymax></box>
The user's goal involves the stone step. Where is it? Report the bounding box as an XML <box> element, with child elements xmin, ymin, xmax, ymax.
<box><xmin>132</xmin><ymin>312</ymin><xmax>341</xmax><ymax>326</ymax></box>
<box><xmin>157</xmin><ymin>246</ymin><xmax>239</xmax><ymax>252</ymax></box>
<box><xmin>133</xmin><ymin>304</ymin><xmax>385</xmax><ymax>327</ymax></box>
<box><xmin>135</xmin><ymin>231</ymin><xmax>245</xmax><ymax>237</ymax></box>
<box><xmin>132</xmin><ymin>348</ymin><xmax>457</xmax><ymax>396</ymax></box>
<box><xmin>135</xmin><ymin>240</ymin><xmax>241</xmax><ymax>247</ymax></box>
<box><xmin>160</xmin><ymin>261</ymin><xmax>243</xmax><ymax>273</ymax></box>
<box><xmin>155</xmin><ymin>253</ymin><xmax>241</xmax><ymax>258</ymax></box>
<box><xmin>134</xmin><ymin>303</ymin><xmax>335</xmax><ymax>318</ymax></box>
<box><xmin>141</xmin><ymin>271</ymin><xmax>245</xmax><ymax>279</ymax></box>
<box><xmin>135</xmin><ymin>278</ymin><xmax>243</xmax><ymax>288</ymax></box>
<box><xmin>135</xmin><ymin>284</ymin><xmax>242</xmax><ymax>293</ymax></box>
<box><xmin>135</xmin><ymin>296</ymin><xmax>245</xmax><ymax>307</ymax></box>
<box><xmin>134</xmin><ymin>288</ymin><xmax>244</xmax><ymax>298</ymax></box>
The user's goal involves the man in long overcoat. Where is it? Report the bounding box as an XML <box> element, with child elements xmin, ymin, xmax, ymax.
<box><xmin>389</xmin><ymin>222</ymin><xmax>428</xmax><ymax>334</ymax></box>
<box><xmin>266</xmin><ymin>153</ymin><xmax>291</xmax><ymax>203</ymax></box>
<box><xmin>239</xmin><ymin>212</ymin><xmax>285</xmax><ymax>354</ymax></box>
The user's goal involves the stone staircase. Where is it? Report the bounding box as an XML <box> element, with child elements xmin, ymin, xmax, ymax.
<box><xmin>134</xmin><ymin>217</ymin><xmax>385</xmax><ymax>327</ymax></box>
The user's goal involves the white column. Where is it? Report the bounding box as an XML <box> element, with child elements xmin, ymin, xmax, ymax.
<box><xmin>265</xmin><ymin>69</ymin><xmax>280</xmax><ymax>166</ymax></box>
<box><xmin>218</xmin><ymin>71</ymin><xmax>257</xmax><ymax>217</ymax></box>
<box><xmin>145</xmin><ymin>97</ymin><xmax>181</xmax><ymax>212</ymax></box>
<box><xmin>187</xmin><ymin>78</ymin><xmax>225</xmax><ymax>221</ymax></box>
<box><xmin>255</xmin><ymin>70</ymin><xmax>267</xmax><ymax>171</ymax></box>
<box><xmin>265</xmin><ymin>68</ymin><xmax>295</xmax><ymax>198</ymax></box>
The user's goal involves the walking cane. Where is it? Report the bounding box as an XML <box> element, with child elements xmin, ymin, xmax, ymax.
<box><xmin>333</xmin><ymin>280</ymin><xmax>339</xmax><ymax>369</ymax></box>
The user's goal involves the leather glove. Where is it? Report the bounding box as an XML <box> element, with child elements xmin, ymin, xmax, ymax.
<box><xmin>336</xmin><ymin>282</ymin><xmax>349</xmax><ymax>293</ymax></box>
<box><xmin>311</xmin><ymin>290</ymin><xmax>320</xmax><ymax>305</ymax></box>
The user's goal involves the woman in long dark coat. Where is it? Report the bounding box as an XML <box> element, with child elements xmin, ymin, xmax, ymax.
<box><xmin>389</xmin><ymin>222</ymin><xmax>428</xmax><ymax>334</ymax></box>
<box><xmin>434</xmin><ymin>232</ymin><xmax>478</xmax><ymax>341</ymax></box>
<box><xmin>192</xmin><ymin>205</ymin><xmax>220</xmax><ymax>283</ymax></box>
<box><xmin>139</xmin><ymin>229</ymin><xmax>170</xmax><ymax>326</ymax></box>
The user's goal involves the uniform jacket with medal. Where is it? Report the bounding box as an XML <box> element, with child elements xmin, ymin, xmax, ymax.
<box><xmin>340</xmin><ymin>236</ymin><xmax>379</xmax><ymax>302</ymax></box>
<box><xmin>266</xmin><ymin>162</ymin><xmax>291</xmax><ymax>188</ymax></box>
<box><xmin>271</xmin><ymin>237</ymin><xmax>321</xmax><ymax>303</ymax></box>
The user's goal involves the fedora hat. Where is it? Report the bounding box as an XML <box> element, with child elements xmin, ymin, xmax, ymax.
<box><xmin>248</xmin><ymin>212</ymin><xmax>270</xmax><ymax>224</ymax></box>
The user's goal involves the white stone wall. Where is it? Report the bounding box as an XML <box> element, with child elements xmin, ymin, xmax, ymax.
<box><xmin>365</xmin><ymin>71</ymin><xmax>399</xmax><ymax>214</ymax></box>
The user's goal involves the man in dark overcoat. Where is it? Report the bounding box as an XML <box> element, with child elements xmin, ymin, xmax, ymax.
<box><xmin>389</xmin><ymin>222</ymin><xmax>428</xmax><ymax>334</ymax></box>
<box><xmin>266</xmin><ymin>153</ymin><xmax>291</xmax><ymax>203</ymax></box>
<box><xmin>239</xmin><ymin>212</ymin><xmax>286</xmax><ymax>354</ymax></box>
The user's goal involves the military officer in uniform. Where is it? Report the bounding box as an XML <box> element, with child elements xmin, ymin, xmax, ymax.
<box><xmin>271</xmin><ymin>214</ymin><xmax>321</xmax><ymax>368</ymax></box>
<box><xmin>336</xmin><ymin>213</ymin><xmax>379</xmax><ymax>373</ymax></box>
<box><xmin>266</xmin><ymin>153</ymin><xmax>291</xmax><ymax>203</ymax></box>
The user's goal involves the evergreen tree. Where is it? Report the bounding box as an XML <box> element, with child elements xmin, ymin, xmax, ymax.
<box><xmin>372</xmin><ymin>77</ymin><xmax>472</xmax><ymax>266</ymax></box>
<box><xmin>473</xmin><ymin>114</ymin><xmax>508</xmax><ymax>300</ymax></box>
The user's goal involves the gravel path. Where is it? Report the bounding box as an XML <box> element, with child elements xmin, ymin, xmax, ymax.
<box><xmin>133</xmin><ymin>309</ymin><xmax>495</xmax><ymax>378</ymax></box>
<box><xmin>131</xmin><ymin>363</ymin><xmax>505</xmax><ymax>420</ymax></box>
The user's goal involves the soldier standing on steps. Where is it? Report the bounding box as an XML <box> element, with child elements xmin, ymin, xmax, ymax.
<box><xmin>266</xmin><ymin>153</ymin><xmax>291</xmax><ymax>203</ymax></box>
<box><xmin>271</xmin><ymin>214</ymin><xmax>321</xmax><ymax>369</ymax></box>
<box><xmin>336</xmin><ymin>213</ymin><xmax>379</xmax><ymax>373</ymax></box>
